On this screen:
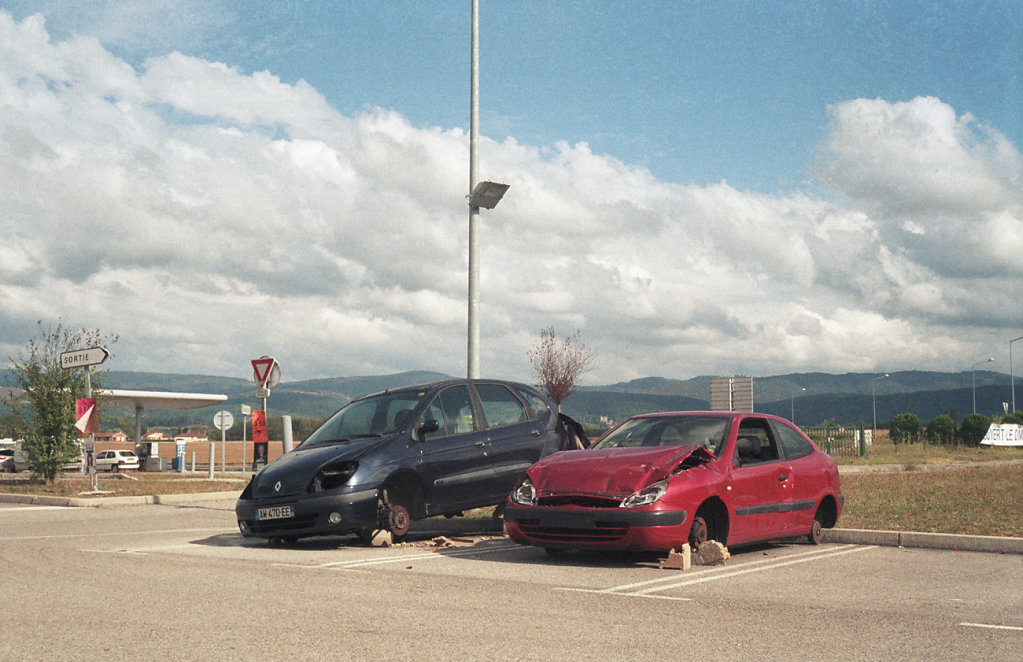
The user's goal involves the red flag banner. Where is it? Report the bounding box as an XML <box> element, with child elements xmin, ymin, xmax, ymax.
<box><xmin>75</xmin><ymin>398</ymin><xmax>97</xmax><ymax>435</ymax></box>
<box><xmin>252</xmin><ymin>410</ymin><xmax>267</xmax><ymax>443</ymax></box>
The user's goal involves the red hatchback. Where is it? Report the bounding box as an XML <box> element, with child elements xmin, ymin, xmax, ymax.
<box><xmin>504</xmin><ymin>411</ymin><xmax>843</xmax><ymax>553</ymax></box>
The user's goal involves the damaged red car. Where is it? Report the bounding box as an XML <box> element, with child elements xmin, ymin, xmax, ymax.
<box><xmin>504</xmin><ymin>411</ymin><xmax>843</xmax><ymax>553</ymax></box>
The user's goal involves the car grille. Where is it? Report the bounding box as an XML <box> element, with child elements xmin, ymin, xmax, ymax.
<box><xmin>537</xmin><ymin>494</ymin><xmax>622</xmax><ymax>508</ymax></box>
<box><xmin>244</xmin><ymin>513</ymin><xmax>319</xmax><ymax>535</ymax></box>
<box><xmin>515</xmin><ymin>521</ymin><xmax>630</xmax><ymax>544</ymax></box>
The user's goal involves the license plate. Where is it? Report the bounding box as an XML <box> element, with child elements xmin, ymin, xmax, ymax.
<box><xmin>256</xmin><ymin>505</ymin><xmax>293</xmax><ymax>521</ymax></box>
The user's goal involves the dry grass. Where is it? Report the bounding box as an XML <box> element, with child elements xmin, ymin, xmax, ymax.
<box><xmin>839</xmin><ymin>464</ymin><xmax>1023</xmax><ymax>537</ymax></box>
<box><xmin>836</xmin><ymin>438</ymin><xmax>1022</xmax><ymax>466</ymax></box>
<box><xmin>0</xmin><ymin>472</ymin><xmax>247</xmax><ymax>498</ymax></box>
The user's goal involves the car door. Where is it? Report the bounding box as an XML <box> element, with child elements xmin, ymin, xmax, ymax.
<box><xmin>724</xmin><ymin>416</ymin><xmax>791</xmax><ymax>543</ymax></box>
<box><xmin>414</xmin><ymin>384</ymin><xmax>493</xmax><ymax>513</ymax></box>
<box><xmin>472</xmin><ymin>382</ymin><xmax>551</xmax><ymax>502</ymax></box>
<box><xmin>771</xmin><ymin>419</ymin><xmax>827</xmax><ymax>532</ymax></box>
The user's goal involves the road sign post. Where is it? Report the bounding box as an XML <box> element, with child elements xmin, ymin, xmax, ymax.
<box><xmin>250</xmin><ymin>357</ymin><xmax>279</xmax><ymax>472</ymax></box>
<box><xmin>213</xmin><ymin>410</ymin><xmax>234</xmax><ymax>475</ymax></box>
<box><xmin>61</xmin><ymin>347</ymin><xmax>109</xmax><ymax>491</ymax></box>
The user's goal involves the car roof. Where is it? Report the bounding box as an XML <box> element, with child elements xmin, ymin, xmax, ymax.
<box><xmin>366</xmin><ymin>378</ymin><xmax>540</xmax><ymax>399</ymax></box>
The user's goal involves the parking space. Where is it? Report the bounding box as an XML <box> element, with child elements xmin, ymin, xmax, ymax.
<box><xmin>1</xmin><ymin>500</ymin><xmax>1020</xmax><ymax>661</ymax></box>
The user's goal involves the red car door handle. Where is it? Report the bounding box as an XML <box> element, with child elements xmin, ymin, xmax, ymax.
<box><xmin>474</xmin><ymin>441</ymin><xmax>486</xmax><ymax>448</ymax></box>
<box><xmin>777</xmin><ymin>473</ymin><xmax>789</xmax><ymax>481</ymax></box>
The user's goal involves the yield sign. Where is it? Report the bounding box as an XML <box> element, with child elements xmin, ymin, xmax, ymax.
<box><xmin>251</xmin><ymin>356</ymin><xmax>280</xmax><ymax>389</ymax></box>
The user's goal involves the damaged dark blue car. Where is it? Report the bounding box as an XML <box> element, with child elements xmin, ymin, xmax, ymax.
<box><xmin>235</xmin><ymin>378</ymin><xmax>584</xmax><ymax>544</ymax></box>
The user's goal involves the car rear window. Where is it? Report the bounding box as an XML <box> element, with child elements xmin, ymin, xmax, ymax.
<box><xmin>476</xmin><ymin>384</ymin><xmax>528</xmax><ymax>428</ymax></box>
<box><xmin>772</xmin><ymin>421</ymin><xmax>815</xmax><ymax>460</ymax></box>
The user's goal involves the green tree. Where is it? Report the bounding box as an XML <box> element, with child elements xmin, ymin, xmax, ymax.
<box><xmin>925</xmin><ymin>414</ymin><xmax>955</xmax><ymax>446</ymax></box>
<box><xmin>958</xmin><ymin>413</ymin><xmax>991</xmax><ymax>447</ymax></box>
<box><xmin>527</xmin><ymin>327</ymin><xmax>596</xmax><ymax>410</ymax></box>
<box><xmin>7</xmin><ymin>321</ymin><xmax>118</xmax><ymax>483</ymax></box>
<box><xmin>890</xmin><ymin>413</ymin><xmax>922</xmax><ymax>447</ymax></box>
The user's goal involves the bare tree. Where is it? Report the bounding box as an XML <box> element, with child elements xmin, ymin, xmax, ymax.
<box><xmin>527</xmin><ymin>327</ymin><xmax>595</xmax><ymax>410</ymax></box>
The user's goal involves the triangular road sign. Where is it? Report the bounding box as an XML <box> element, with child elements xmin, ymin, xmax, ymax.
<box><xmin>251</xmin><ymin>357</ymin><xmax>276</xmax><ymax>388</ymax></box>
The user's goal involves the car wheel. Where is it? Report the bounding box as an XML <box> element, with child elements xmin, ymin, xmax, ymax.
<box><xmin>688</xmin><ymin>515</ymin><xmax>708</xmax><ymax>547</ymax></box>
<box><xmin>111</xmin><ymin>464</ymin><xmax>119</xmax><ymax>473</ymax></box>
<box><xmin>808</xmin><ymin>514</ymin><xmax>824</xmax><ymax>545</ymax></box>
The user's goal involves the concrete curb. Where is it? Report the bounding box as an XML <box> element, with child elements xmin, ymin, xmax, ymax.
<box><xmin>0</xmin><ymin>491</ymin><xmax>239</xmax><ymax>508</ymax></box>
<box><xmin>824</xmin><ymin>528</ymin><xmax>1023</xmax><ymax>555</ymax></box>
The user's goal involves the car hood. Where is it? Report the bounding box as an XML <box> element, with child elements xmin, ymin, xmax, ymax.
<box><xmin>530</xmin><ymin>445</ymin><xmax>713</xmax><ymax>497</ymax></box>
<box><xmin>250</xmin><ymin>437</ymin><xmax>389</xmax><ymax>498</ymax></box>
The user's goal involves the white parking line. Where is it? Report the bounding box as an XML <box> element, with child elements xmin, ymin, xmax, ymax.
<box><xmin>0</xmin><ymin>505</ymin><xmax>69</xmax><ymax>512</ymax></box>
<box><xmin>0</xmin><ymin>527</ymin><xmax>233</xmax><ymax>542</ymax></box>
<box><xmin>274</xmin><ymin>542</ymin><xmax>520</xmax><ymax>571</ymax></box>
<box><xmin>83</xmin><ymin>543</ymin><xmax>198</xmax><ymax>555</ymax></box>
<box><xmin>959</xmin><ymin>622</ymin><xmax>1023</xmax><ymax>632</ymax></box>
<box><xmin>557</xmin><ymin>545</ymin><xmax>876</xmax><ymax>600</ymax></box>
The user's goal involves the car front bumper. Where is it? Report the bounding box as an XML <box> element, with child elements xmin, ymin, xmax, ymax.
<box><xmin>504</xmin><ymin>503</ymin><xmax>689</xmax><ymax>551</ymax></box>
<box><xmin>235</xmin><ymin>486</ymin><xmax>379</xmax><ymax>539</ymax></box>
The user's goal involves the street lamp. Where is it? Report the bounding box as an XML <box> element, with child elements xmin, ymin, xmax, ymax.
<box><xmin>466</xmin><ymin>0</ymin><xmax>509</xmax><ymax>379</ymax></box>
<box><xmin>872</xmin><ymin>373</ymin><xmax>889</xmax><ymax>438</ymax></box>
<box><xmin>972</xmin><ymin>357</ymin><xmax>994</xmax><ymax>414</ymax></box>
<box><xmin>791</xmin><ymin>387</ymin><xmax>805</xmax><ymax>424</ymax></box>
<box><xmin>1011</xmin><ymin>336</ymin><xmax>1023</xmax><ymax>413</ymax></box>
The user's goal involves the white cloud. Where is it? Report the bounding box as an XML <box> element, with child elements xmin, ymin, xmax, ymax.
<box><xmin>0</xmin><ymin>11</ymin><xmax>1019</xmax><ymax>386</ymax></box>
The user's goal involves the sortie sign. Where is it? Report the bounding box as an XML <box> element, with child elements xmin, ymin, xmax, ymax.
<box><xmin>59</xmin><ymin>347</ymin><xmax>109</xmax><ymax>369</ymax></box>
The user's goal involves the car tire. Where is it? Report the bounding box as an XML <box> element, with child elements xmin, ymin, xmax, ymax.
<box><xmin>111</xmin><ymin>464</ymin><xmax>119</xmax><ymax>473</ymax></box>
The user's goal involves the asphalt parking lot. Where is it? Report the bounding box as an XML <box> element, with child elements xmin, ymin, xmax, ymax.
<box><xmin>2</xmin><ymin>496</ymin><xmax>1021</xmax><ymax>661</ymax></box>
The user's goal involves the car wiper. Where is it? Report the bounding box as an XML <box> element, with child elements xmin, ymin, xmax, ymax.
<box><xmin>316</xmin><ymin>434</ymin><xmax>383</xmax><ymax>446</ymax></box>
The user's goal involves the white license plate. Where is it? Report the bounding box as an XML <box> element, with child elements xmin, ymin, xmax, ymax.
<box><xmin>256</xmin><ymin>505</ymin><xmax>293</xmax><ymax>521</ymax></box>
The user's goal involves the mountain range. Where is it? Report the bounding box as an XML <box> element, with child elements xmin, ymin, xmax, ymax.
<box><xmin>2</xmin><ymin>368</ymin><xmax>1017</xmax><ymax>431</ymax></box>
<box><xmin>83</xmin><ymin>369</ymin><xmax>1022</xmax><ymax>430</ymax></box>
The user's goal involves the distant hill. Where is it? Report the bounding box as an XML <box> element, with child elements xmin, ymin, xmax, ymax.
<box><xmin>3</xmin><ymin>368</ymin><xmax>1017</xmax><ymax>430</ymax></box>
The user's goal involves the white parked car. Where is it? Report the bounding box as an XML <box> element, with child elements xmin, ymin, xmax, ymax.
<box><xmin>95</xmin><ymin>450</ymin><xmax>140</xmax><ymax>472</ymax></box>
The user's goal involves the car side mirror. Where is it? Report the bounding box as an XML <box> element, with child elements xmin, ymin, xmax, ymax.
<box><xmin>415</xmin><ymin>419</ymin><xmax>440</xmax><ymax>441</ymax></box>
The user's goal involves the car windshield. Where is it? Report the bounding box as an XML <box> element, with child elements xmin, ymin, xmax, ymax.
<box><xmin>300</xmin><ymin>389</ymin><xmax>426</xmax><ymax>447</ymax></box>
<box><xmin>593</xmin><ymin>415</ymin><xmax>729</xmax><ymax>455</ymax></box>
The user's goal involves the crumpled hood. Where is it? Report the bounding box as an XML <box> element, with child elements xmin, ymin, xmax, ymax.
<box><xmin>252</xmin><ymin>437</ymin><xmax>389</xmax><ymax>498</ymax></box>
<box><xmin>530</xmin><ymin>445</ymin><xmax>711</xmax><ymax>497</ymax></box>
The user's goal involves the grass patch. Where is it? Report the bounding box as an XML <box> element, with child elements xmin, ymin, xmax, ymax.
<box><xmin>840</xmin><ymin>464</ymin><xmax>1023</xmax><ymax>537</ymax></box>
<box><xmin>0</xmin><ymin>473</ymin><xmax>246</xmax><ymax>498</ymax></box>
<box><xmin>836</xmin><ymin>439</ymin><xmax>1022</xmax><ymax>466</ymax></box>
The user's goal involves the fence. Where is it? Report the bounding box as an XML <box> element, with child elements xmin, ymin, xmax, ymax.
<box><xmin>803</xmin><ymin>425</ymin><xmax>869</xmax><ymax>457</ymax></box>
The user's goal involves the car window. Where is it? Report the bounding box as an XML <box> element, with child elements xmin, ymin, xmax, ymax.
<box><xmin>513</xmin><ymin>386</ymin><xmax>550</xmax><ymax>418</ymax></box>
<box><xmin>302</xmin><ymin>389</ymin><xmax>426</xmax><ymax>446</ymax></box>
<box><xmin>772</xmin><ymin>420</ymin><xmax>815</xmax><ymax>460</ymax></box>
<box><xmin>475</xmin><ymin>384</ymin><xmax>528</xmax><ymax>428</ymax></box>
<box><xmin>594</xmin><ymin>416</ymin><xmax>729</xmax><ymax>453</ymax></box>
<box><xmin>421</xmin><ymin>385</ymin><xmax>477</xmax><ymax>437</ymax></box>
<box><xmin>734</xmin><ymin>418</ymin><xmax>780</xmax><ymax>466</ymax></box>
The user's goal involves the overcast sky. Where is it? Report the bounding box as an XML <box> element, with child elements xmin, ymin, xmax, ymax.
<box><xmin>1</xmin><ymin>2</ymin><xmax>1020</xmax><ymax>386</ymax></box>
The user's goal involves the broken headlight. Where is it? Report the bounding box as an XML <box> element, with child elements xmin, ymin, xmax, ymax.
<box><xmin>620</xmin><ymin>480</ymin><xmax>667</xmax><ymax>508</ymax></box>
<box><xmin>309</xmin><ymin>461</ymin><xmax>358</xmax><ymax>493</ymax></box>
<box><xmin>510</xmin><ymin>476</ymin><xmax>537</xmax><ymax>506</ymax></box>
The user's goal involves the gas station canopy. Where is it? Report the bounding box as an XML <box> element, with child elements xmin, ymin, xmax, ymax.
<box><xmin>102</xmin><ymin>389</ymin><xmax>228</xmax><ymax>410</ymax></box>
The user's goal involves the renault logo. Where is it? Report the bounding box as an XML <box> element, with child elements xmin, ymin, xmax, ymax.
<box><xmin>274</xmin><ymin>481</ymin><xmax>282</xmax><ymax>493</ymax></box>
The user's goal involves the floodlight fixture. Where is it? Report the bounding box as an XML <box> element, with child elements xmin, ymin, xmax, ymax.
<box><xmin>468</xmin><ymin>180</ymin><xmax>510</xmax><ymax>209</ymax></box>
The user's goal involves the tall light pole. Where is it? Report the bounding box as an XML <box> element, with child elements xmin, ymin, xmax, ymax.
<box><xmin>972</xmin><ymin>357</ymin><xmax>994</xmax><ymax>414</ymax></box>
<box><xmin>791</xmin><ymin>387</ymin><xmax>805</xmax><ymax>424</ymax></box>
<box><xmin>466</xmin><ymin>0</ymin><xmax>508</xmax><ymax>379</ymax></box>
<box><xmin>1011</xmin><ymin>336</ymin><xmax>1023</xmax><ymax>413</ymax></box>
<box><xmin>872</xmin><ymin>373</ymin><xmax>888</xmax><ymax>439</ymax></box>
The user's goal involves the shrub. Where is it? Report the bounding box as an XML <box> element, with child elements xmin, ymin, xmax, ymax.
<box><xmin>959</xmin><ymin>413</ymin><xmax>991</xmax><ymax>447</ymax></box>
<box><xmin>891</xmin><ymin>413</ymin><xmax>922</xmax><ymax>446</ymax></box>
